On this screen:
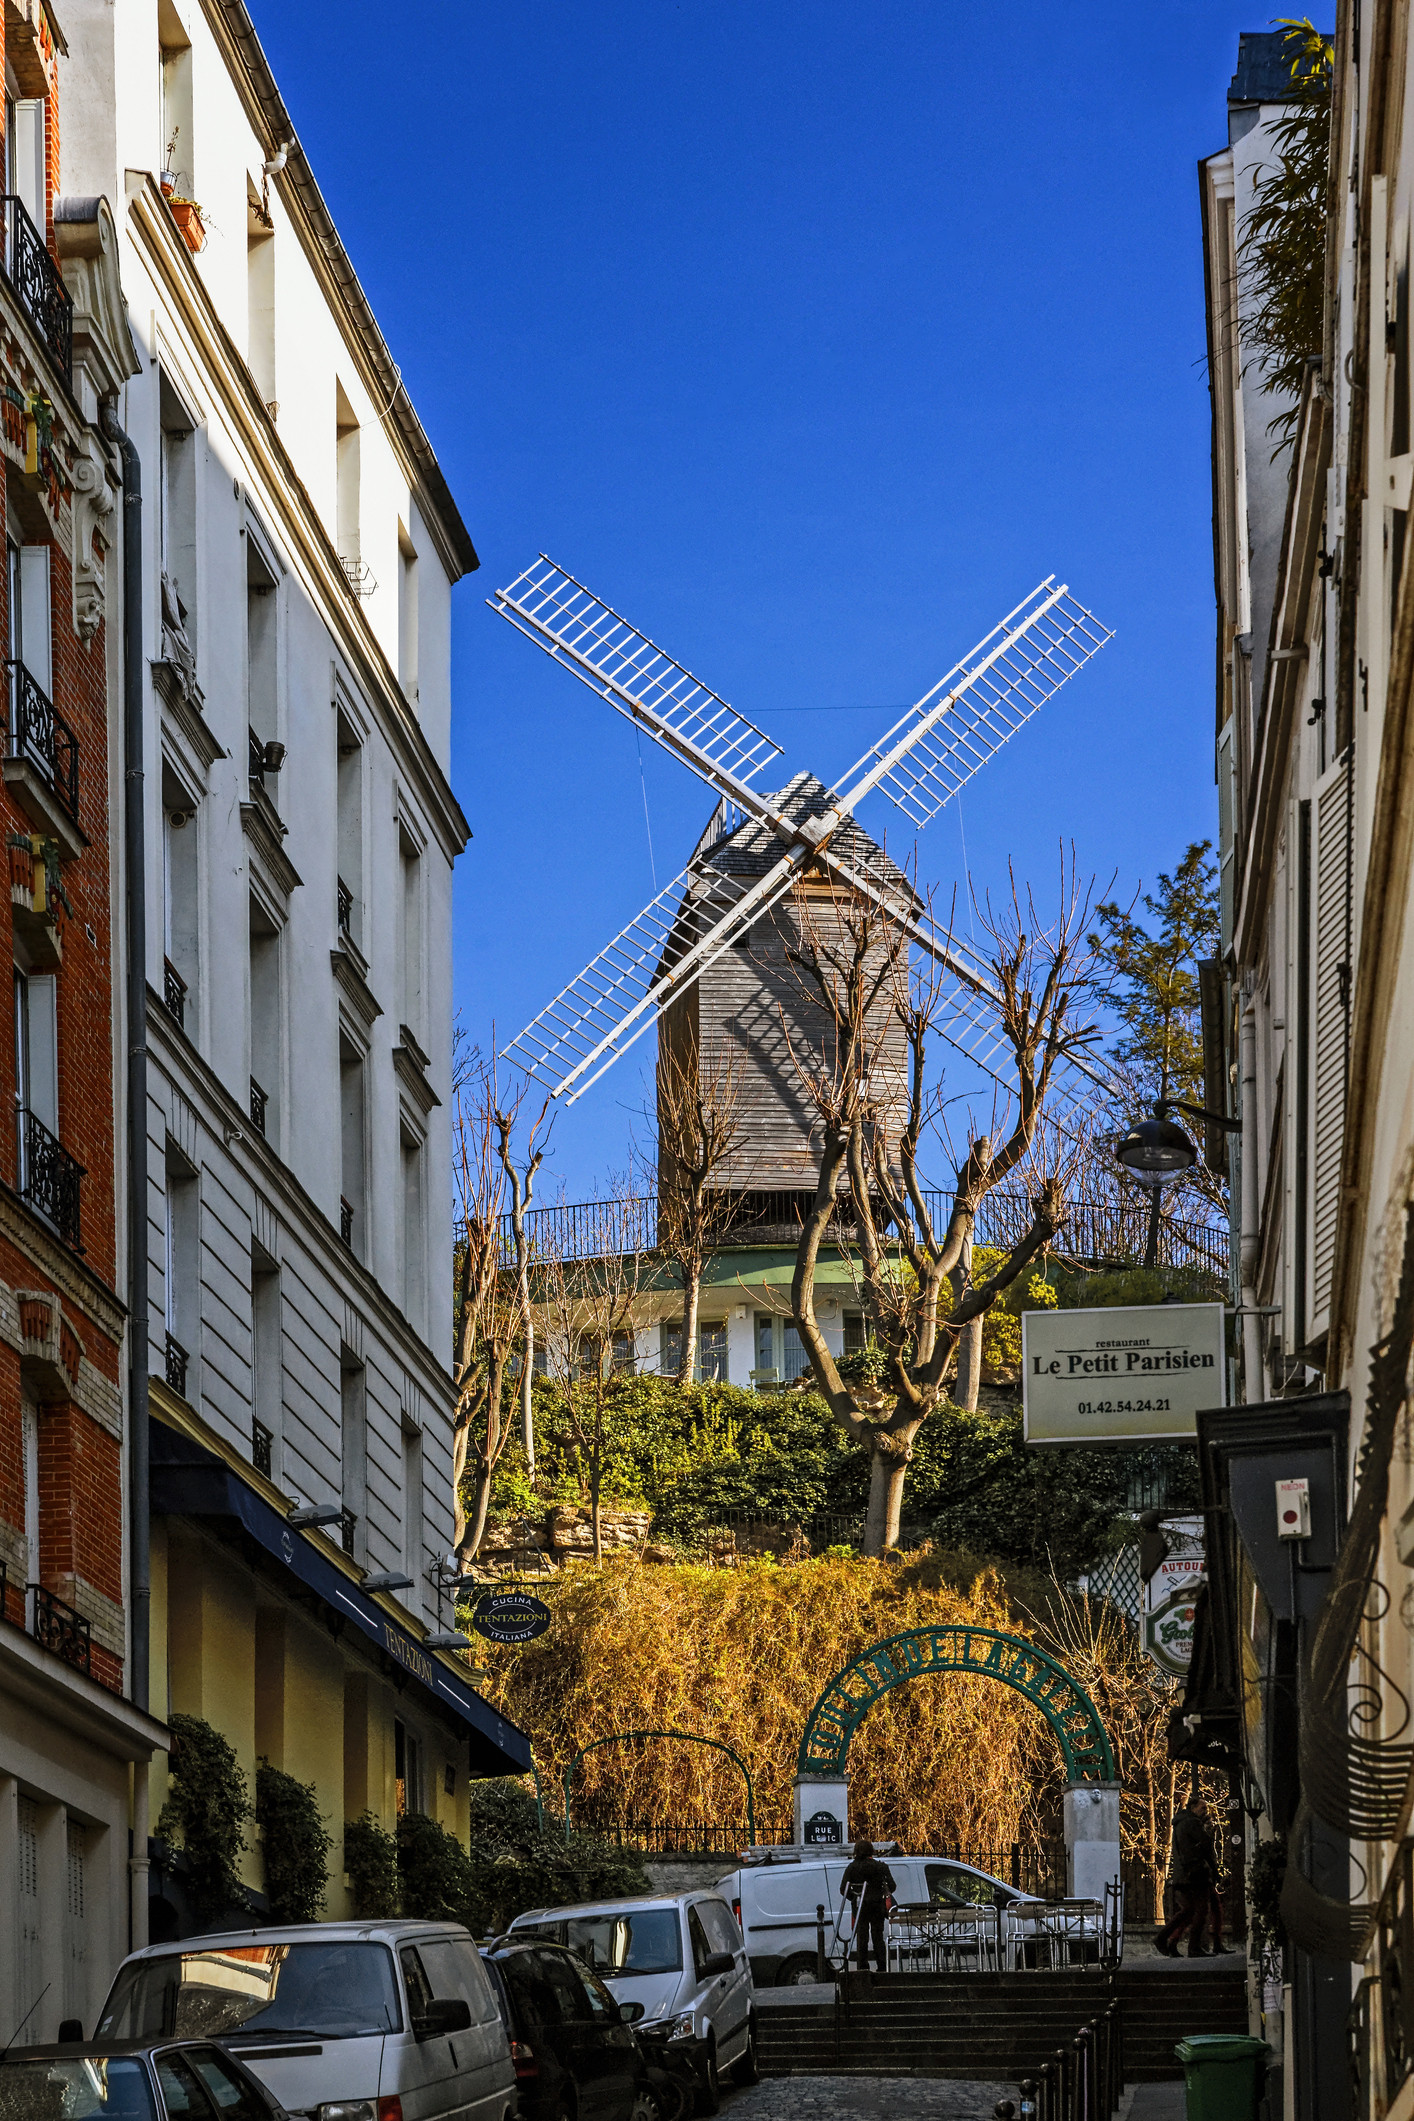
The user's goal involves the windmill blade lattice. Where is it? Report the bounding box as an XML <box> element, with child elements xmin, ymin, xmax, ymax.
<box><xmin>842</xmin><ymin>579</ymin><xmax>1113</xmax><ymax>829</ymax></box>
<box><xmin>490</xmin><ymin>555</ymin><xmax>783</xmax><ymax>794</ymax></box>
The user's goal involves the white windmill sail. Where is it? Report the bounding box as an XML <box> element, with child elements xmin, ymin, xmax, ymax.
<box><xmin>494</xmin><ymin>559</ymin><xmax>1114</xmax><ymax>1103</ymax></box>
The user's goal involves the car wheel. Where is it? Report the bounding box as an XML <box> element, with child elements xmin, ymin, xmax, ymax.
<box><xmin>630</xmin><ymin>2090</ymin><xmax>663</xmax><ymax>2121</ymax></box>
<box><xmin>731</xmin><ymin>2017</ymin><xmax>759</xmax><ymax>2086</ymax></box>
<box><xmin>695</xmin><ymin>2037</ymin><xmax>720</xmax><ymax>2116</ymax></box>
<box><xmin>776</xmin><ymin>1954</ymin><xmax>820</xmax><ymax>1987</ymax></box>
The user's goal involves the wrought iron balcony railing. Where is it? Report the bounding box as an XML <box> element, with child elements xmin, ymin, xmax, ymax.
<box><xmin>249</xmin><ymin>1077</ymin><xmax>268</xmax><ymax>1135</ymax></box>
<box><xmin>6</xmin><ymin>658</ymin><xmax>78</xmax><ymax>823</ymax></box>
<box><xmin>2</xmin><ymin>196</ymin><xmax>72</xmax><ymax>382</ymax></box>
<box><xmin>29</xmin><ymin>1581</ymin><xmax>91</xmax><ymax>1676</ymax></box>
<box><xmin>338</xmin><ymin>1507</ymin><xmax>357</xmax><ymax>1557</ymax></box>
<box><xmin>340</xmin><ymin>1195</ymin><xmax>354</xmax><ymax>1246</ymax></box>
<box><xmin>162</xmin><ymin>957</ymin><xmax>187</xmax><ymax>1027</ymax></box>
<box><xmin>252</xmin><ymin>1417</ymin><xmax>274</xmax><ymax>1477</ymax></box>
<box><xmin>337</xmin><ymin>876</ymin><xmax>353</xmax><ymax>935</ymax></box>
<box><xmin>164</xmin><ymin>1331</ymin><xmax>188</xmax><ymax>1397</ymax></box>
<box><xmin>18</xmin><ymin>1106</ymin><xmax>83</xmax><ymax>1251</ymax></box>
<box><xmin>249</xmin><ymin>726</ymin><xmax>266</xmax><ymax>787</ymax></box>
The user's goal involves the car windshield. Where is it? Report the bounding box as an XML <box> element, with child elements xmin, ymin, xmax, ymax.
<box><xmin>0</xmin><ymin>2056</ymin><xmax>156</xmax><ymax>2120</ymax></box>
<box><xmin>97</xmin><ymin>1943</ymin><xmax>402</xmax><ymax>2041</ymax></box>
<box><xmin>521</xmin><ymin>1910</ymin><xmax>683</xmax><ymax>1976</ymax></box>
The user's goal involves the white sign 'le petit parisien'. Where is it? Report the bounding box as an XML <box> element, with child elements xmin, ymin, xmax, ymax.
<box><xmin>1021</xmin><ymin>1302</ymin><xmax>1226</xmax><ymax>1445</ymax></box>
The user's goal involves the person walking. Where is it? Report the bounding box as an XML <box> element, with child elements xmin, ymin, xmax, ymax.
<box><xmin>840</xmin><ymin>1838</ymin><xmax>896</xmax><ymax>1974</ymax></box>
<box><xmin>1155</xmin><ymin>1796</ymin><xmax>1218</xmax><ymax>1958</ymax></box>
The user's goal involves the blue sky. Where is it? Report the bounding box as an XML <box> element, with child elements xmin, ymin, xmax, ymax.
<box><xmin>251</xmin><ymin>0</ymin><xmax>1268</xmax><ymax>1200</ymax></box>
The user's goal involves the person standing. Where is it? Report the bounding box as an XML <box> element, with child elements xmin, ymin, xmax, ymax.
<box><xmin>1155</xmin><ymin>1797</ymin><xmax>1218</xmax><ymax>1958</ymax></box>
<box><xmin>840</xmin><ymin>1838</ymin><xmax>896</xmax><ymax>1973</ymax></box>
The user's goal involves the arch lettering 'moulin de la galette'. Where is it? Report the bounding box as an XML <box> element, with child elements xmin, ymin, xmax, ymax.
<box><xmin>797</xmin><ymin>1624</ymin><xmax>1117</xmax><ymax>1784</ymax></box>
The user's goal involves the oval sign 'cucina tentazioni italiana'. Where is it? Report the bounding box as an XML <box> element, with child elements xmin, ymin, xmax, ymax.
<box><xmin>471</xmin><ymin>1592</ymin><xmax>552</xmax><ymax>1644</ymax></box>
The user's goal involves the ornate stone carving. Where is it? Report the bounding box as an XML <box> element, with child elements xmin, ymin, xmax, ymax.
<box><xmin>69</xmin><ymin>430</ymin><xmax>114</xmax><ymax>645</ymax></box>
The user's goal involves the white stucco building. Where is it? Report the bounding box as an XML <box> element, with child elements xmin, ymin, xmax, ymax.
<box><xmin>52</xmin><ymin>0</ymin><xmax>528</xmax><ymax>1955</ymax></box>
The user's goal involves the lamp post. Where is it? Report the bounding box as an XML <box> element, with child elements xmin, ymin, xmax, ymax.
<box><xmin>1114</xmin><ymin>1099</ymin><xmax>1241</xmax><ymax>1268</ymax></box>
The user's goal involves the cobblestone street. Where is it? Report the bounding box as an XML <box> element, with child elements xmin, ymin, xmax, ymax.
<box><xmin>719</xmin><ymin>2077</ymin><xmax>1019</xmax><ymax>2120</ymax></box>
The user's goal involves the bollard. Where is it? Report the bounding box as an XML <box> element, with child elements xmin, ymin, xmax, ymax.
<box><xmin>816</xmin><ymin>1902</ymin><xmax>827</xmax><ymax>1983</ymax></box>
<box><xmin>1074</xmin><ymin>2023</ymin><xmax>1093</xmax><ymax>2121</ymax></box>
<box><xmin>1018</xmin><ymin>2078</ymin><xmax>1039</xmax><ymax>2121</ymax></box>
<box><xmin>994</xmin><ymin>2105</ymin><xmax>1017</xmax><ymax>2120</ymax></box>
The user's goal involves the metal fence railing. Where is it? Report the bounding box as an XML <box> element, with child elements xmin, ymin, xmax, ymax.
<box><xmin>494</xmin><ymin>1186</ymin><xmax>1229</xmax><ymax>1279</ymax></box>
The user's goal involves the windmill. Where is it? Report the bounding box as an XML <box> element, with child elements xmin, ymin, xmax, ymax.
<box><xmin>491</xmin><ymin>556</ymin><xmax>1114</xmax><ymax>1128</ymax></box>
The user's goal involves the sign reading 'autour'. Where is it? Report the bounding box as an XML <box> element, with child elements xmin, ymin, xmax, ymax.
<box><xmin>1022</xmin><ymin>1302</ymin><xmax>1227</xmax><ymax>1445</ymax></box>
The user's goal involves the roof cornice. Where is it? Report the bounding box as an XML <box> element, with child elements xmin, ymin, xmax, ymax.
<box><xmin>198</xmin><ymin>0</ymin><xmax>478</xmax><ymax>584</ymax></box>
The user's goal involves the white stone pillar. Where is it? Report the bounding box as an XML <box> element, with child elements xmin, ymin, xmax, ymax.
<box><xmin>1063</xmin><ymin>1781</ymin><xmax>1121</xmax><ymax>1901</ymax></box>
<box><xmin>793</xmin><ymin>1776</ymin><xmax>849</xmax><ymax>1847</ymax></box>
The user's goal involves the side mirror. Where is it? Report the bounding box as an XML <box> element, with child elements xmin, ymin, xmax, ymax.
<box><xmin>56</xmin><ymin>2020</ymin><xmax>84</xmax><ymax>2044</ymax></box>
<box><xmin>618</xmin><ymin>2000</ymin><xmax>646</xmax><ymax>2023</ymax></box>
<box><xmin>414</xmin><ymin>1997</ymin><xmax>472</xmax><ymax>2040</ymax></box>
<box><xmin>701</xmin><ymin>1952</ymin><xmax>735</xmax><ymax>1977</ymax></box>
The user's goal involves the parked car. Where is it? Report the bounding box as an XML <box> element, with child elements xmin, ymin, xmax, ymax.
<box><xmin>95</xmin><ymin>1921</ymin><xmax>517</xmax><ymax>2121</ymax></box>
<box><xmin>481</xmin><ymin>1938</ymin><xmax>660</xmax><ymax>2121</ymax></box>
<box><xmin>506</xmin><ymin>1893</ymin><xmax>755</xmax><ymax>2108</ymax></box>
<box><xmin>718</xmin><ymin>1850</ymin><xmax>1062</xmax><ymax>1984</ymax></box>
<box><xmin>0</xmin><ymin>2038</ymin><xmax>288</xmax><ymax>2118</ymax></box>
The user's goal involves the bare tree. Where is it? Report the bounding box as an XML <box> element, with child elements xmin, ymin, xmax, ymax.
<box><xmin>655</xmin><ymin>1040</ymin><xmax>749</xmax><ymax>1381</ymax></box>
<box><xmin>451</xmin><ymin>1048</ymin><xmax>550</xmax><ymax>1560</ymax></box>
<box><xmin>787</xmin><ymin>865</ymin><xmax>1103</xmax><ymax>1555</ymax></box>
<box><xmin>540</xmin><ymin>1187</ymin><xmax>648</xmax><ymax>1560</ymax></box>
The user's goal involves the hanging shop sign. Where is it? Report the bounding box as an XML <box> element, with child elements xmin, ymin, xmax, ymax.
<box><xmin>1143</xmin><ymin>1584</ymin><xmax>1200</xmax><ymax>1677</ymax></box>
<box><xmin>471</xmin><ymin>1591</ymin><xmax>552</xmax><ymax>1645</ymax></box>
<box><xmin>1022</xmin><ymin>1302</ymin><xmax>1226</xmax><ymax>1445</ymax></box>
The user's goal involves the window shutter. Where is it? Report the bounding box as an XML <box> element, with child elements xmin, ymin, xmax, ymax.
<box><xmin>1309</xmin><ymin>755</ymin><xmax>1351</xmax><ymax>1336</ymax></box>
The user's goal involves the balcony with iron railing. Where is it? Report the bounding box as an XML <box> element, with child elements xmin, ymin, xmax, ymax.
<box><xmin>337</xmin><ymin>876</ymin><xmax>353</xmax><ymax>936</ymax></box>
<box><xmin>1</xmin><ymin>1563</ymin><xmax>92</xmax><ymax>1678</ymax></box>
<box><xmin>249</xmin><ymin>1077</ymin><xmax>268</xmax><ymax>1136</ymax></box>
<box><xmin>252</xmin><ymin>1417</ymin><xmax>273</xmax><ymax>1477</ymax></box>
<box><xmin>17</xmin><ymin>1107</ymin><xmax>83</xmax><ymax>1251</ymax></box>
<box><xmin>1</xmin><ymin>195</ymin><xmax>72</xmax><ymax>382</ymax></box>
<box><xmin>162</xmin><ymin>957</ymin><xmax>187</xmax><ymax>1028</ymax></box>
<box><xmin>164</xmin><ymin>1331</ymin><xmax>188</xmax><ymax>1398</ymax></box>
<box><xmin>6</xmin><ymin>658</ymin><xmax>79</xmax><ymax>824</ymax></box>
<box><xmin>340</xmin><ymin>1195</ymin><xmax>354</xmax><ymax>1246</ymax></box>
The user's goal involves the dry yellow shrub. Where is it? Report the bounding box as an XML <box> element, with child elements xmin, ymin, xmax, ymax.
<box><xmin>473</xmin><ymin>1553</ymin><xmax>1128</xmax><ymax>1853</ymax></box>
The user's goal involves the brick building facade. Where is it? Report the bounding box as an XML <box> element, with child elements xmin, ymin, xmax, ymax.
<box><xmin>0</xmin><ymin>0</ymin><xmax>163</xmax><ymax>2048</ymax></box>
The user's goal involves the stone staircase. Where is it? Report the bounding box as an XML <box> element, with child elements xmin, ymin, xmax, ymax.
<box><xmin>756</xmin><ymin>1967</ymin><xmax>1248</xmax><ymax>2081</ymax></box>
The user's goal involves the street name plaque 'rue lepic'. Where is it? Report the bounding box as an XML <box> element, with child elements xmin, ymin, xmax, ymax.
<box><xmin>1021</xmin><ymin>1302</ymin><xmax>1227</xmax><ymax>1445</ymax></box>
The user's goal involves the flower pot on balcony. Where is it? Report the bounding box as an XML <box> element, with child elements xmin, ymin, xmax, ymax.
<box><xmin>160</xmin><ymin>171</ymin><xmax>177</xmax><ymax>198</ymax></box>
<box><xmin>170</xmin><ymin>199</ymin><xmax>205</xmax><ymax>253</ymax></box>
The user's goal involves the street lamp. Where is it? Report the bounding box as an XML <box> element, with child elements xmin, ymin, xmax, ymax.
<box><xmin>1115</xmin><ymin>1099</ymin><xmax>1240</xmax><ymax>1268</ymax></box>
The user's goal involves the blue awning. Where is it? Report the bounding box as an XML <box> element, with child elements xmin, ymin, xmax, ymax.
<box><xmin>150</xmin><ymin>1417</ymin><xmax>531</xmax><ymax>1775</ymax></box>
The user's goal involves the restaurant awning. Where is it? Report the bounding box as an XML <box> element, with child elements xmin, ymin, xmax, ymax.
<box><xmin>150</xmin><ymin>1417</ymin><xmax>531</xmax><ymax>1776</ymax></box>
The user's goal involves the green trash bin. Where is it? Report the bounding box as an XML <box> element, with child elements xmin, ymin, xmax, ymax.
<box><xmin>1174</xmin><ymin>2034</ymin><xmax>1272</xmax><ymax>2121</ymax></box>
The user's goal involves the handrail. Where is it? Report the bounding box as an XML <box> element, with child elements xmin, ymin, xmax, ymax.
<box><xmin>563</xmin><ymin>1729</ymin><xmax>756</xmax><ymax>1848</ymax></box>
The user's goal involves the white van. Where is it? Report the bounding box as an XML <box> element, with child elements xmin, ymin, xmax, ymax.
<box><xmin>508</xmin><ymin>1890</ymin><xmax>754</xmax><ymax>2101</ymax></box>
<box><xmin>96</xmin><ymin>1921</ymin><xmax>518</xmax><ymax>2121</ymax></box>
<box><xmin>718</xmin><ymin>1849</ymin><xmax>1043</xmax><ymax>1985</ymax></box>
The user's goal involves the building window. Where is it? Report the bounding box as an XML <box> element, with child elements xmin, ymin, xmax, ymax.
<box><xmin>246</xmin><ymin>179</ymin><xmax>275</xmax><ymax>410</ymax></box>
<box><xmin>399</xmin><ymin>826</ymin><xmax>422</xmax><ymax>1039</ymax></box>
<box><xmin>398</xmin><ymin>523</ymin><xmax>419</xmax><ymax>700</ymax></box>
<box><xmin>660</xmin><ymin>1321</ymin><xmax>724</xmax><ymax>1382</ymax></box>
<box><xmin>249</xmin><ymin>899</ymin><xmax>280</xmax><ymax>1143</ymax></box>
<box><xmin>753</xmin><ymin>1313</ymin><xmax>778</xmax><ymax>1384</ymax></box>
<box><xmin>336</xmin><ymin>711</ymin><xmax>362</xmax><ymax>947</ymax></box>
<box><xmin>335</xmin><ymin>379</ymin><xmax>362</xmax><ymax>585</ymax></box>
<box><xmin>843</xmin><ymin>1311</ymin><xmax>868</xmax><ymax>1355</ymax></box>
<box><xmin>162</xmin><ymin>765</ymin><xmax>198</xmax><ymax>1026</ymax></box>
<box><xmin>400</xmin><ymin>1129</ymin><xmax>424</xmax><ymax>1326</ymax></box>
<box><xmin>340</xmin><ymin>1357</ymin><xmax>366</xmax><ymax>1567</ymax></box>
<box><xmin>395</xmin><ymin>1717</ymin><xmax>423</xmax><ymax>1818</ymax></box>
<box><xmin>246</xmin><ymin>543</ymin><xmax>278</xmax><ymax>774</ymax></box>
<box><xmin>401</xmin><ymin>1420</ymin><xmax>423</xmax><ymax>1609</ymax></box>
<box><xmin>164</xmin><ymin>1142</ymin><xmax>198</xmax><ymax>1394</ymax></box>
<box><xmin>159</xmin><ymin>372</ymin><xmax>198</xmax><ymax>656</ymax></box>
<box><xmin>9</xmin><ymin>540</ymin><xmax>51</xmax><ymax>694</ymax></box>
<box><xmin>159</xmin><ymin>0</ymin><xmax>194</xmax><ymax>207</ymax></box>
<box><xmin>251</xmin><ymin>1245</ymin><xmax>280</xmax><ymax>1476</ymax></box>
<box><xmin>339</xmin><ymin>1037</ymin><xmax>365</xmax><ymax>1257</ymax></box>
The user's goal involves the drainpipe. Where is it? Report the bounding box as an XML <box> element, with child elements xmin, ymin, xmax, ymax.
<box><xmin>102</xmin><ymin>401</ymin><xmax>149</xmax><ymax>1947</ymax></box>
<box><xmin>1239</xmin><ymin>994</ymin><xmax>1263</xmax><ymax>1402</ymax></box>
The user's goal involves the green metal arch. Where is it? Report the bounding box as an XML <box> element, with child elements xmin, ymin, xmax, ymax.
<box><xmin>563</xmin><ymin>1729</ymin><xmax>757</xmax><ymax>1845</ymax></box>
<box><xmin>797</xmin><ymin>1625</ymin><xmax>1115</xmax><ymax>1784</ymax></box>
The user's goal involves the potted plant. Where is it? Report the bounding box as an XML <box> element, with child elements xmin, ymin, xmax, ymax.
<box><xmin>168</xmin><ymin>194</ymin><xmax>206</xmax><ymax>253</ymax></box>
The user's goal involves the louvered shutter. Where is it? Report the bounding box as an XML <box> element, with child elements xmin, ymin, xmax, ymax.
<box><xmin>1309</xmin><ymin>756</ymin><xmax>1351</xmax><ymax>1336</ymax></box>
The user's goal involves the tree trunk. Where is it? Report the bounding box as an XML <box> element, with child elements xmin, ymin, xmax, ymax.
<box><xmin>451</xmin><ymin>1416</ymin><xmax>471</xmax><ymax>1549</ymax></box>
<box><xmin>520</xmin><ymin>1338</ymin><xmax>535</xmax><ymax>1486</ymax></box>
<box><xmin>951</xmin><ymin>1239</ymin><xmax>982</xmax><ymax>1412</ymax></box>
<box><xmin>462</xmin><ymin>1455</ymin><xmax>494</xmax><ymax>1559</ymax></box>
<box><xmin>861</xmin><ymin>1429</ymin><xmax>919</xmax><ymax>1555</ymax></box>
<box><xmin>591</xmin><ymin>1478</ymin><xmax>603</xmax><ymax>1563</ymax></box>
<box><xmin>677</xmin><ymin>1264</ymin><xmax>701</xmax><ymax>1384</ymax></box>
